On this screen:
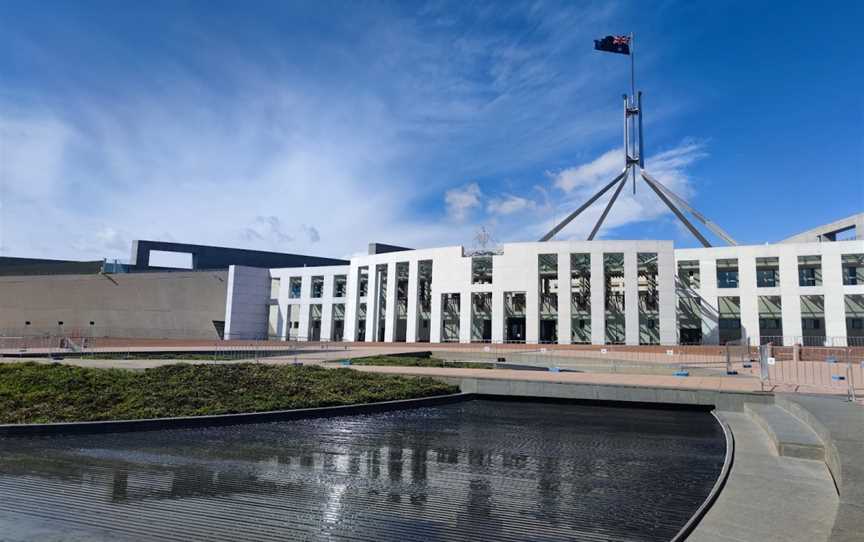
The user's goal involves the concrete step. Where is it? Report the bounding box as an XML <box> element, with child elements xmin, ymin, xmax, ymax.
<box><xmin>744</xmin><ymin>403</ymin><xmax>825</xmax><ymax>461</ymax></box>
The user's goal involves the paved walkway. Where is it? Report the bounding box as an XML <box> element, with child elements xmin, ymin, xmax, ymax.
<box><xmin>347</xmin><ymin>365</ymin><xmax>766</xmax><ymax>393</ymax></box>
<box><xmin>689</xmin><ymin>412</ymin><xmax>838</xmax><ymax>542</ymax></box>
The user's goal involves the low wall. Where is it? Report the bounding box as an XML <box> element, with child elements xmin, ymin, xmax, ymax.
<box><xmin>0</xmin><ymin>393</ymin><xmax>472</xmax><ymax>437</ymax></box>
<box><xmin>442</xmin><ymin>376</ymin><xmax>774</xmax><ymax>412</ymax></box>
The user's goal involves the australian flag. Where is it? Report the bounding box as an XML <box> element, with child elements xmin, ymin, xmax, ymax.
<box><xmin>594</xmin><ymin>35</ymin><xmax>631</xmax><ymax>55</ymax></box>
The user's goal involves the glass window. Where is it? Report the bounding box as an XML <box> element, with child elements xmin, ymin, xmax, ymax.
<box><xmin>269</xmin><ymin>277</ymin><xmax>281</xmax><ymax>299</ymax></box>
<box><xmin>441</xmin><ymin>293</ymin><xmax>460</xmax><ymax>342</ymax></box>
<box><xmin>797</xmin><ymin>255</ymin><xmax>822</xmax><ymax>287</ymax></box>
<box><xmin>471</xmin><ymin>256</ymin><xmax>493</xmax><ymax>284</ymax></box>
<box><xmin>358</xmin><ymin>267</ymin><xmax>369</xmax><ymax>298</ymax></box>
<box><xmin>716</xmin><ymin>259</ymin><xmax>739</xmax><ymax>289</ymax></box>
<box><xmin>288</xmin><ymin>277</ymin><xmax>302</xmax><ymax>298</ymax></box>
<box><xmin>677</xmin><ymin>260</ymin><xmax>700</xmax><ymax>289</ymax></box>
<box><xmin>755</xmin><ymin>257</ymin><xmax>780</xmax><ymax>288</ymax></box>
<box><xmin>333</xmin><ymin>275</ymin><xmax>347</xmax><ymax>297</ymax></box>
<box><xmin>842</xmin><ymin>254</ymin><xmax>864</xmax><ymax>286</ymax></box>
<box><xmin>311</xmin><ymin>276</ymin><xmax>324</xmax><ymax>298</ymax></box>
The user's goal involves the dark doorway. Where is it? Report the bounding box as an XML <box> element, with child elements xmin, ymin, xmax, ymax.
<box><xmin>506</xmin><ymin>317</ymin><xmax>525</xmax><ymax>343</ymax></box>
<box><xmin>540</xmin><ymin>320</ymin><xmax>557</xmax><ymax>343</ymax></box>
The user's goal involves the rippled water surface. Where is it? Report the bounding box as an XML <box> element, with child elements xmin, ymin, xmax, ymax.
<box><xmin>0</xmin><ymin>400</ymin><xmax>725</xmax><ymax>542</ymax></box>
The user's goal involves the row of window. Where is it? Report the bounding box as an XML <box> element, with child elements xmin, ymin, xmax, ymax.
<box><xmin>270</xmin><ymin>275</ymin><xmax>348</xmax><ymax>300</ymax></box>
<box><xmin>679</xmin><ymin>253</ymin><xmax>863</xmax><ymax>290</ymax></box>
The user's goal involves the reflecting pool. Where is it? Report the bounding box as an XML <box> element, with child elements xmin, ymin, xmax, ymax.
<box><xmin>0</xmin><ymin>399</ymin><xmax>725</xmax><ymax>541</ymax></box>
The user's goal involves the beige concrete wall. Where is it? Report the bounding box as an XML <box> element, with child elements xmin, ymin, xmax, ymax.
<box><xmin>0</xmin><ymin>271</ymin><xmax>228</xmax><ymax>339</ymax></box>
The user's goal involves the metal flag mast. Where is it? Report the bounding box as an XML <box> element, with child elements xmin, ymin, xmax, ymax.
<box><xmin>539</xmin><ymin>33</ymin><xmax>737</xmax><ymax>247</ymax></box>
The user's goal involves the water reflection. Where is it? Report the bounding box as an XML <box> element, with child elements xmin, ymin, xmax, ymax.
<box><xmin>0</xmin><ymin>400</ymin><xmax>725</xmax><ymax>542</ymax></box>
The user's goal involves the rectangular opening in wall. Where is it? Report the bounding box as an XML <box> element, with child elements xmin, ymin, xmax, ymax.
<box><xmin>471</xmin><ymin>256</ymin><xmax>493</xmax><ymax>285</ymax></box>
<box><xmin>800</xmin><ymin>295</ymin><xmax>825</xmax><ymax>346</ymax></box>
<box><xmin>571</xmin><ymin>253</ymin><xmax>591</xmax><ymax>344</ymax></box>
<box><xmin>604</xmin><ymin>253</ymin><xmax>625</xmax><ymax>345</ymax></box>
<box><xmin>356</xmin><ymin>302</ymin><xmax>367</xmax><ymax>341</ymax></box>
<box><xmin>718</xmin><ymin>296</ymin><xmax>742</xmax><ymax>344</ymax></box>
<box><xmin>416</xmin><ymin>260</ymin><xmax>432</xmax><ymax>342</ymax></box>
<box><xmin>288</xmin><ymin>277</ymin><xmax>302</xmax><ymax>299</ymax></box>
<box><xmin>798</xmin><ymin>255</ymin><xmax>822</xmax><ymax>287</ymax></box>
<box><xmin>311</xmin><ymin>276</ymin><xmax>324</xmax><ymax>298</ymax></box>
<box><xmin>269</xmin><ymin>277</ymin><xmax>281</xmax><ymax>300</ymax></box>
<box><xmin>504</xmin><ymin>291</ymin><xmax>526</xmax><ymax>343</ymax></box>
<box><xmin>638</xmin><ymin>252</ymin><xmax>659</xmax><ymax>345</ymax></box>
<box><xmin>358</xmin><ymin>267</ymin><xmax>369</xmax><ymax>298</ymax></box>
<box><xmin>845</xmin><ymin>295</ymin><xmax>864</xmax><ymax>343</ymax></box>
<box><xmin>842</xmin><ymin>254</ymin><xmax>864</xmax><ymax>286</ymax></box>
<box><xmin>309</xmin><ymin>304</ymin><xmax>322</xmax><ymax>341</ymax></box>
<box><xmin>677</xmin><ymin>260</ymin><xmax>700</xmax><ymax>290</ymax></box>
<box><xmin>375</xmin><ymin>264</ymin><xmax>388</xmax><ymax>342</ymax></box>
<box><xmin>287</xmin><ymin>305</ymin><xmax>301</xmax><ymax>340</ymax></box>
<box><xmin>538</xmin><ymin>254</ymin><xmax>558</xmax><ymax>344</ymax></box>
<box><xmin>148</xmin><ymin>250</ymin><xmax>193</xmax><ymax>269</ymax></box>
<box><xmin>267</xmin><ymin>304</ymin><xmax>280</xmax><ymax>339</ymax></box>
<box><xmin>716</xmin><ymin>259</ymin><xmax>739</xmax><ymax>289</ymax></box>
<box><xmin>756</xmin><ymin>257</ymin><xmax>780</xmax><ymax>288</ymax></box>
<box><xmin>331</xmin><ymin>303</ymin><xmax>345</xmax><ymax>341</ymax></box>
<box><xmin>441</xmin><ymin>293</ymin><xmax>460</xmax><ymax>342</ymax></box>
<box><xmin>333</xmin><ymin>275</ymin><xmax>348</xmax><ymax>297</ymax></box>
<box><xmin>395</xmin><ymin>262</ymin><xmax>409</xmax><ymax>342</ymax></box>
<box><xmin>758</xmin><ymin>295</ymin><xmax>782</xmax><ymax>344</ymax></box>
<box><xmin>678</xmin><ymin>296</ymin><xmax>702</xmax><ymax>344</ymax></box>
<box><xmin>471</xmin><ymin>292</ymin><xmax>492</xmax><ymax>342</ymax></box>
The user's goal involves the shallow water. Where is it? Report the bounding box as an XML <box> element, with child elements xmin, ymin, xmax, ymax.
<box><xmin>0</xmin><ymin>400</ymin><xmax>725</xmax><ymax>542</ymax></box>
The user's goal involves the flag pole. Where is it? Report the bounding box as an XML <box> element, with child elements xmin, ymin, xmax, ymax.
<box><xmin>630</xmin><ymin>32</ymin><xmax>636</xmax><ymax>104</ymax></box>
<box><xmin>630</xmin><ymin>32</ymin><xmax>636</xmax><ymax>192</ymax></box>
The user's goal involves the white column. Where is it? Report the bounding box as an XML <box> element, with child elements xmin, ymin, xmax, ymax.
<box><xmin>430</xmin><ymin>289</ymin><xmax>442</xmax><ymax>343</ymax></box>
<box><xmin>384</xmin><ymin>262</ymin><xmax>396</xmax><ymax>342</ymax></box>
<box><xmin>557</xmin><ymin>252</ymin><xmax>571</xmax><ymax>344</ymax></box>
<box><xmin>624</xmin><ymin>251</ymin><xmax>639</xmax><ymax>345</ymax></box>
<box><xmin>590</xmin><ymin>251</ymin><xmax>605</xmax><ymax>345</ymax></box>
<box><xmin>738</xmin><ymin>254</ymin><xmax>758</xmax><ymax>345</ymax></box>
<box><xmin>779</xmin><ymin>252</ymin><xmax>802</xmax><ymax>345</ymax></box>
<box><xmin>406</xmin><ymin>260</ymin><xmax>418</xmax><ymax>342</ymax></box>
<box><xmin>491</xmin><ymin>290</ymin><xmax>504</xmax><ymax>343</ymax></box>
<box><xmin>344</xmin><ymin>266</ymin><xmax>358</xmax><ymax>342</ymax></box>
<box><xmin>298</xmin><ymin>303</ymin><xmax>310</xmax><ymax>341</ymax></box>
<box><xmin>526</xmin><ymin>256</ymin><xmax>539</xmax><ymax>344</ymax></box>
<box><xmin>365</xmin><ymin>265</ymin><xmax>379</xmax><ymax>342</ymax></box>
<box><xmin>321</xmin><ymin>302</ymin><xmax>333</xmax><ymax>342</ymax></box>
<box><xmin>700</xmin><ymin>259</ymin><xmax>719</xmax><ymax>344</ymax></box>
<box><xmin>459</xmin><ymin>291</ymin><xmax>471</xmax><ymax>343</ymax></box>
<box><xmin>658</xmin><ymin>249</ymin><xmax>677</xmax><ymax>345</ymax></box>
<box><xmin>822</xmin><ymin>251</ymin><xmax>846</xmax><ymax>344</ymax></box>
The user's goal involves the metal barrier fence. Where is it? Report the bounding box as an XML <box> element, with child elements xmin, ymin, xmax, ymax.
<box><xmin>1</xmin><ymin>331</ymin><xmax>861</xmax><ymax>399</ymax></box>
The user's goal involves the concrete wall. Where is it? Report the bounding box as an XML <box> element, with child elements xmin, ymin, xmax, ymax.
<box><xmin>223</xmin><ymin>266</ymin><xmax>271</xmax><ymax>340</ymax></box>
<box><xmin>0</xmin><ymin>270</ymin><xmax>228</xmax><ymax>338</ymax></box>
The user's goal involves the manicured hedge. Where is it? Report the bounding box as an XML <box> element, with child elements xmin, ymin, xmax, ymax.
<box><xmin>0</xmin><ymin>362</ymin><xmax>458</xmax><ymax>424</ymax></box>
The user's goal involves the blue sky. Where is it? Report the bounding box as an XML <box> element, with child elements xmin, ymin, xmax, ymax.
<box><xmin>1</xmin><ymin>1</ymin><xmax>862</xmax><ymax>262</ymax></box>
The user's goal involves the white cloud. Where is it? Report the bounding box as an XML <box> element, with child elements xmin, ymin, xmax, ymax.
<box><xmin>487</xmin><ymin>194</ymin><xmax>535</xmax><ymax>215</ymax></box>
<box><xmin>551</xmin><ymin>148</ymin><xmax>623</xmax><ymax>193</ymax></box>
<box><xmin>445</xmin><ymin>182</ymin><xmax>481</xmax><ymax>221</ymax></box>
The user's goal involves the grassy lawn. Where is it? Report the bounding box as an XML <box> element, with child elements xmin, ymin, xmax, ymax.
<box><xmin>348</xmin><ymin>355</ymin><xmax>495</xmax><ymax>369</ymax></box>
<box><xmin>0</xmin><ymin>362</ymin><xmax>458</xmax><ymax>424</ymax></box>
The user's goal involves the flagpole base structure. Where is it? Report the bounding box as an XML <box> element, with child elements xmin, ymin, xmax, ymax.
<box><xmin>540</xmin><ymin>86</ymin><xmax>737</xmax><ymax>244</ymax></box>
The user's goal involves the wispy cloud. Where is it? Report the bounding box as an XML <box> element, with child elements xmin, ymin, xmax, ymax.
<box><xmin>444</xmin><ymin>183</ymin><xmax>482</xmax><ymax>221</ymax></box>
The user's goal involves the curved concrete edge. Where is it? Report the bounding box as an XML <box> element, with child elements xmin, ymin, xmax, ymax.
<box><xmin>773</xmin><ymin>394</ymin><xmax>864</xmax><ymax>542</ymax></box>
<box><xmin>0</xmin><ymin>392</ymin><xmax>475</xmax><ymax>437</ymax></box>
<box><xmin>670</xmin><ymin>410</ymin><xmax>734</xmax><ymax>542</ymax></box>
<box><xmin>774</xmin><ymin>395</ymin><xmax>842</xmax><ymax>491</ymax></box>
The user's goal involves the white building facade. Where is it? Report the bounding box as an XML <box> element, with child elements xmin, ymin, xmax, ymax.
<box><xmin>224</xmin><ymin>236</ymin><xmax>864</xmax><ymax>347</ymax></box>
